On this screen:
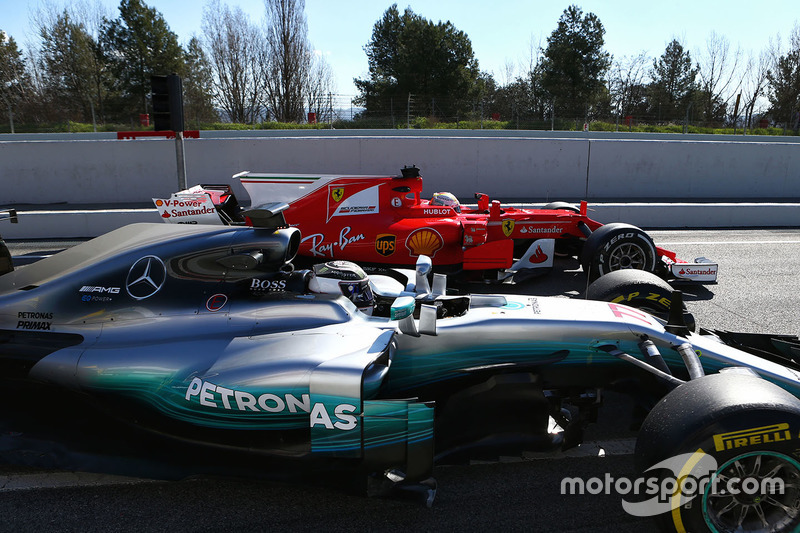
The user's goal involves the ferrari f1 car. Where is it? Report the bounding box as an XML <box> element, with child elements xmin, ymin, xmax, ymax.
<box><xmin>153</xmin><ymin>166</ymin><xmax>718</xmax><ymax>283</ymax></box>
<box><xmin>1</xmin><ymin>205</ymin><xmax>798</xmax><ymax>532</ymax></box>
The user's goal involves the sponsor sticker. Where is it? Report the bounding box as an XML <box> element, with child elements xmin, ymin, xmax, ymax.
<box><xmin>713</xmin><ymin>423</ymin><xmax>793</xmax><ymax>452</ymax></box>
<box><xmin>301</xmin><ymin>226</ymin><xmax>365</xmax><ymax>258</ymax></box>
<box><xmin>16</xmin><ymin>311</ymin><xmax>54</xmax><ymax>330</ymax></box>
<box><xmin>206</xmin><ymin>294</ymin><xmax>228</xmax><ymax>312</ymax></box>
<box><xmin>126</xmin><ymin>256</ymin><xmax>167</xmax><ymax>300</ymax></box>
<box><xmin>79</xmin><ymin>285</ymin><xmax>120</xmax><ymax>294</ymax></box>
<box><xmin>527</xmin><ymin>244</ymin><xmax>548</xmax><ymax>264</ymax></box>
<box><xmin>249</xmin><ymin>278</ymin><xmax>288</xmax><ymax>294</ymax></box>
<box><xmin>405</xmin><ymin>228</ymin><xmax>444</xmax><ymax>258</ymax></box>
<box><xmin>184</xmin><ymin>378</ymin><xmax>358</xmax><ymax>430</ymax></box>
<box><xmin>327</xmin><ymin>184</ymin><xmax>381</xmax><ymax>221</ymax></box>
<box><xmin>517</xmin><ymin>224</ymin><xmax>564</xmax><ymax>235</ymax></box>
<box><xmin>375</xmin><ymin>234</ymin><xmax>396</xmax><ymax>256</ymax></box>
<box><xmin>152</xmin><ymin>192</ymin><xmax>222</xmax><ymax>225</ymax></box>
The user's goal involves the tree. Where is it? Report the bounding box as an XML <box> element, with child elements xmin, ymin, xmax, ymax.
<box><xmin>696</xmin><ymin>32</ymin><xmax>742</xmax><ymax>126</ymax></box>
<box><xmin>608</xmin><ymin>52</ymin><xmax>651</xmax><ymax>120</ymax></box>
<box><xmin>202</xmin><ymin>0</ymin><xmax>266</xmax><ymax>123</ymax></box>
<box><xmin>355</xmin><ymin>4</ymin><xmax>480</xmax><ymax>119</ymax></box>
<box><xmin>263</xmin><ymin>0</ymin><xmax>311</xmax><ymax>122</ymax></box>
<box><xmin>0</xmin><ymin>31</ymin><xmax>32</xmax><ymax>129</ymax></box>
<box><xmin>182</xmin><ymin>36</ymin><xmax>218</xmax><ymax>126</ymax></box>
<box><xmin>739</xmin><ymin>48</ymin><xmax>772</xmax><ymax>130</ymax></box>
<box><xmin>35</xmin><ymin>11</ymin><xmax>100</xmax><ymax>124</ymax></box>
<box><xmin>100</xmin><ymin>0</ymin><xmax>184</xmax><ymax>122</ymax></box>
<box><xmin>648</xmin><ymin>39</ymin><xmax>698</xmax><ymax>123</ymax></box>
<box><xmin>540</xmin><ymin>5</ymin><xmax>611</xmax><ymax>120</ymax></box>
<box><xmin>304</xmin><ymin>52</ymin><xmax>335</xmax><ymax>122</ymax></box>
<box><xmin>767</xmin><ymin>24</ymin><xmax>800</xmax><ymax>132</ymax></box>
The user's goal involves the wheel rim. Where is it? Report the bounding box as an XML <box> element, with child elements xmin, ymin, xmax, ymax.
<box><xmin>703</xmin><ymin>451</ymin><xmax>800</xmax><ymax>532</ymax></box>
<box><xmin>606</xmin><ymin>242</ymin><xmax>647</xmax><ymax>271</ymax></box>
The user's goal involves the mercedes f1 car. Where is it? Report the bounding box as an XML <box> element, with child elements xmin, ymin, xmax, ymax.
<box><xmin>1</xmin><ymin>205</ymin><xmax>798</xmax><ymax>532</ymax></box>
<box><xmin>153</xmin><ymin>166</ymin><xmax>717</xmax><ymax>283</ymax></box>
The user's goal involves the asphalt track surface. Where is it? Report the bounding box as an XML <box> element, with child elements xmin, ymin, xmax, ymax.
<box><xmin>1</xmin><ymin>229</ymin><xmax>799</xmax><ymax>532</ymax></box>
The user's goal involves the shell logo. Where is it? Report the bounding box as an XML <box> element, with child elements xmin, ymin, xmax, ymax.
<box><xmin>405</xmin><ymin>228</ymin><xmax>444</xmax><ymax>257</ymax></box>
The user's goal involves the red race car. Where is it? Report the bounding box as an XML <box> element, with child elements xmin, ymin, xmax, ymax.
<box><xmin>153</xmin><ymin>166</ymin><xmax>717</xmax><ymax>283</ymax></box>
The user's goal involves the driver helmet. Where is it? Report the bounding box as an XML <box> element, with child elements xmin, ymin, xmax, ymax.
<box><xmin>308</xmin><ymin>261</ymin><xmax>374</xmax><ymax>315</ymax></box>
<box><xmin>430</xmin><ymin>192</ymin><xmax>461</xmax><ymax>212</ymax></box>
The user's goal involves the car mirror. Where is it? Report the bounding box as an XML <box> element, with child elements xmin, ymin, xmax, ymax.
<box><xmin>390</xmin><ymin>296</ymin><xmax>418</xmax><ymax>337</ymax></box>
<box><xmin>390</xmin><ymin>296</ymin><xmax>415</xmax><ymax>320</ymax></box>
<box><xmin>415</xmin><ymin>255</ymin><xmax>432</xmax><ymax>296</ymax></box>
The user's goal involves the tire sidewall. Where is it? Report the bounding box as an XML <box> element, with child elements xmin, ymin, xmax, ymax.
<box><xmin>581</xmin><ymin>223</ymin><xmax>658</xmax><ymax>280</ymax></box>
<box><xmin>586</xmin><ymin>269</ymin><xmax>672</xmax><ymax>316</ymax></box>
<box><xmin>635</xmin><ymin>374</ymin><xmax>800</xmax><ymax>532</ymax></box>
<box><xmin>585</xmin><ymin>269</ymin><xmax>695</xmax><ymax>330</ymax></box>
<box><xmin>652</xmin><ymin>413</ymin><xmax>800</xmax><ymax>532</ymax></box>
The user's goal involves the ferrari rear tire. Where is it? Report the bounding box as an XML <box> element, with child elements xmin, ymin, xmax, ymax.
<box><xmin>541</xmin><ymin>201</ymin><xmax>580</xmax><ymax>213</ymax></box>
<box><xmin>537</xmin><ymin>202</ymin><xmax>583</xmax><ymax>257</ymax></box>
<box><xmin>580</xmin><ymin>223</ymin><xmax>657</xmax><ymax>280</ymax></box>
<box><xmin>634</xmin><ymin>372</ymin><xmax>800</xmax><ymax>533</ymax></box>
<box><xmin>586</xmin><ymin>269</ymin><xmax>695</xmax><ymax>331</ymax></box>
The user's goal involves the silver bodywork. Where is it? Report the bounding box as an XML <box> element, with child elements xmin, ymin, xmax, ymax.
<box><xmin>0</xmin><ymin>222</ymin><xmax>797</xmax><ymax>483</ymax></box>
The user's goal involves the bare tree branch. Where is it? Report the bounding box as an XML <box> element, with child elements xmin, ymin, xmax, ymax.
<box><xmin>202</xmin><ymin>0</ymin><xmax>266</xmax><ymax>123</ymax></box>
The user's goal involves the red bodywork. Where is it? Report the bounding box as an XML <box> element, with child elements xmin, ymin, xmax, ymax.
<box><xmin>237</xmin><ymin>171</ymin><xmax>677</xmax><ymax>272</ymax></box>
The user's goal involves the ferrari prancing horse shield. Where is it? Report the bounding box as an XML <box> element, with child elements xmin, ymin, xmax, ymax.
<box><xmin>331</xmin><ymin>187</ymin><xmax>344</xmax><ymax>202</ymax></box>
<box><xmin>502</xmin><ymin>219</ymin><xmax>515</xmax><ymax>237</ymax></box>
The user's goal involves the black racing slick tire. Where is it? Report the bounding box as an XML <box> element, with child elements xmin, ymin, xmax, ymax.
<box><xmin>541</xmin><ymin>201</ymin><xmax>580</xmax><ymax>213</ymax></box>
<box><xmin>586</xmin><ymin>269</ymin><xmax>695</xmax><ymax>331</ymax></box>
<box><xmin>538</xmin><ymin>202</ymin><xmax>583</xmax><ymax>257</ymax></box>
<box><xmin>634</xmin><ymin>372</ymin><xmax>800</xmax><ymax>533</ymax></box>
<box><xmin>580</xmin><ymin>223</ymin><xmax>658</xmax><ymax>281</ymax></box>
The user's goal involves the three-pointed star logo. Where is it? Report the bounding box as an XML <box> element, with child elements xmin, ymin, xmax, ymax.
<box><xmin>126</xmin><ymin>255</ymin><xmax>167</xmax><ymax>300</ymax></box>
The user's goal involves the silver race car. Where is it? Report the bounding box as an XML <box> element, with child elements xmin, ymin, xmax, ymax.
<box><xmin>1</xmin><ymin>205</ymin><xmax>799</xmax><ymax>532</ymax></box>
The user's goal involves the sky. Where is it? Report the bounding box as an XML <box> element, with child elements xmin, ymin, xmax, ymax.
<box><xmin>2</xmin><ymin>0</ymin><xmax>799</xmax><ymax>95</ymax></box>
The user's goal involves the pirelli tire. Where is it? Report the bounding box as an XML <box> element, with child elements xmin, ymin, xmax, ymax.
<box><xmin>586</xmin><ymin>269</ymin><xmax>695</xmax><ymax>331</ymax></box>
<box><xmin>634</xmin><ymin>372</ymin><xmax>800</xmax><ymax>533</ymax></box>
<box><xmin>580</xmin><ymin>223</ymin><xmax>658</xmax><ymax>281</ymax></box>
<box><xmin>541</xmin><ymin>201</ymin><xmax>580</xmax><ymax>213</ymax></box>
